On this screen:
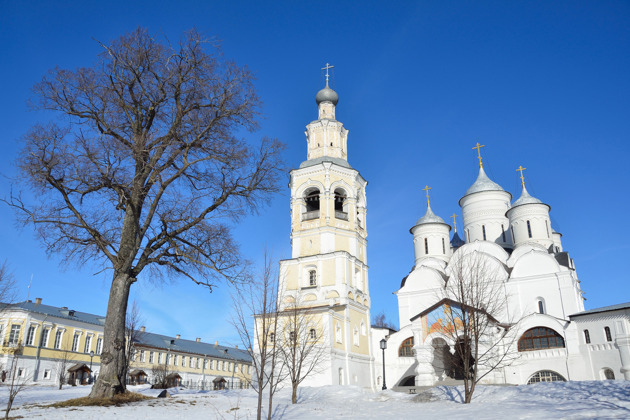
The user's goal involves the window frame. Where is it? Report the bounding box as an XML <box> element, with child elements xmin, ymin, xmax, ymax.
<box><xmin>518</xmin><ymin>327</ymin><xmax>565</xmax><ymax>352</ymax></box>
<box><xmin>398</xmin><ymin>337</ymin><xmax>414</xmax><ymax>357</ymax></box>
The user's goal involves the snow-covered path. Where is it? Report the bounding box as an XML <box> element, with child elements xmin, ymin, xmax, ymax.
<box><xmin>2</xmin><ymin>380</ymin><xmax>629</xmax><ymax>419</ymax></box>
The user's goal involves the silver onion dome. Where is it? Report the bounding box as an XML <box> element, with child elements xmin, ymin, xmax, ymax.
<box><xmin>316</xmin><ymin>83</ymin><xmax>339</xmax><ymax>106</ymax></box>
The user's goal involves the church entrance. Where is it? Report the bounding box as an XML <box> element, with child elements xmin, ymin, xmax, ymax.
<box><xmin>431</xmin><ymin>337</ymin><xmax>474</xmax><ymax>381</ymax></box>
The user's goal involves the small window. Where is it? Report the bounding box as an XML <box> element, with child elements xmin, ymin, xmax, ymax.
<box><xmin>527</xmin><ymin>220</ymin><xmax>532</xmax><ymax>238</ymax></box>
<box><xmin>501</xmin><ymin>224</ymin><xmax>506</xmax><ymax>242</ymax></box>
<box><xmin>149</xmin><ymin>352</ymin><xmax>154</xmax><ymax>363</ymax></box>
<box><xmin>335</xmin><ymin>322</ymin><xmax>342</xmax><ymax>343</ymax></box>
<box><xmin>182</xmin><ymin>356</ymin><xmax>186</xmax><ymax>367</ymax></box>
<box><xmin>605</xmin><ymin>326</ymin><xmax>613</xmax><ymax>342</ymax></box>
<box><xmin>604</xmin><ymin>368</ymin><xmax>615</xmax><ymax>380</ymax></box>
<box><xmin>8</xmin><ymin>325</ymin><xmax>21</xmax><ymax>345</ymax></box>
<box><xmin>96</xmin><ymin>337</ymin><xmax>103</xmax><ymax>354</ymax></box>
<box><xmin>54</xmin><ymin>330</ymin><xmax>63</xmax><ymax>349</ymax></box>
<box><xmin>269</xmin><ymin>332</ymin><xmax>275</xmax><ymax>343</ymax></box>
<box><xmin>399</xmin><ymin>337</ymin><xmax>414</xmax><ymax>357</ymax></box>
<box><xmin>511</xmin><ymin>226</ymin><xmax>515</xmax><ymax>242</ymax></box>
<box><xmin>17</xmin><ymin>368</ymin><xmax>25</xmax><ymax>378</ymax></box>
<box><xmin>72</xmin><ymin>333</ymin><xmax>80</xmax><ymax>352</ymax></box>
<box><xmin>545</xmin><ymin>220</ymin><xmax>550</xmax><ymax>238</ymax></box>
<box><xmin>289</xmin><ymin>331</ymin><xmax>296</xmax><ymax>343</ymax></box>
<box><xmin>353</xmin><ymin>327</ymin><xmax>359</xmax><ymax>346</ymax></box>
<box><xmin>41</xmin><ymin>328</ymin><xmax>51</xmax><ymax>348</ymax></box>
<box><xmin>158</xmin><ymin>353</ymin><xmax>163</xmax><ymax>364</ymax></box>
<box><xmin>84</xmin><ymin>335</ymin><xmax>92</xmax><ymax>353</ymax></box>
<box><xmin>527</xmin><ymin>370</ymin><xmax>566</xmax><ymax>384</ymax></box>
<box><xmin>424</xmin><ymin>238</ymin><xmax>429</xmax><ymax>254</ymax></box>
<box><xmin>442</xmin><ymin>238</ymin><xmax>446</xmax><ymax>254</ymax></box>
<box><xmin>140</xmin><ymin>350</ymin><xmax>145</xmax><ymax>362</ymax></box>
<box><xmin>26</xmin><ymin>326</ymin><xmax>36</xmax><ymax>346</ymax></box>
<box><xmin>309</xmin><ymin>328</ymin><xmax>317</xmax><ymax>340</ymax></box>
<box><xmin>583</xmin><ymin>329</ymin><xmax>591</xmax><ymax>344</ymax></box>
<box><xmin>309</xmin><ymin>270</ymin><xmax>317</xmax><ymax>287</ymax></box>
<box><xmin>466</xmin><ymin>229</ymin><xmax>470</xmax><ymax>242</ymax></box>
<box><xmin>43</xmin><ymin>369</ymin><xmax>51</xmax><ymax>380</ymax></box>
<box><xmin>538</xmin><ymin>300</ymin><xmax>545</xmax><ymax>314</ymax></box>
<box><xmin>482</xmin><ymin>225</ymin><xmax>486</xmax><ymax>241</ymax></box>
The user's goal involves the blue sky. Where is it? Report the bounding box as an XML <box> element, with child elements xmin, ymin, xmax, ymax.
<box><xmin>1</xmin><ymin>1</ymin><xmax>628</xmax><ymax>346</ymax></box>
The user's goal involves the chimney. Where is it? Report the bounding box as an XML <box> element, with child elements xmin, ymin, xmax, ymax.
<box><xmin>35</xmin><ymin>298</ymin><xmax>42</xmax><ymax>305</ymax></box>
<box><xmin>140</xmin><ymin>326</ymin><xmax>146</xmax><ymax>332</ymax></box>
<box><xmin>196</xmin><ymin>338</ymin><xmax>201</xmax><ymax>342</ymax></box>
<box><xmin>176</xmin><ymin>334</ymin><xmax>180</xmax><ymax>340</ymax></box>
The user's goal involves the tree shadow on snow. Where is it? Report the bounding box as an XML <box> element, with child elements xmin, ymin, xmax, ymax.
<box><xmin>433</xmin><ymin>386</ymin><xmax>464</xmax><ymax>403</ymax></box>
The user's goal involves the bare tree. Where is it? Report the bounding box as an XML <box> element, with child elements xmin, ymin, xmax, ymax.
<box><xmin>150</xmin><ymin>364</ymin><xmax>171</xmax><ymax>389</ymax></box>
<box><xmin>56</xmin><ymin>348</ymin><xmax>74</xmax><ymax>390</ymax></box>
<box><xmin>372</xmin><ymin>311</ymin><xmax>396</xmax><ymax>330</ymax></box>
<box><xmin>3</xmin><ymin>346</ymin><xmax>29</xmax><ymax>420</ymax></box>
<box><xmin>123</xmin><ymin>301</ymin><xmax>145</xmax><ymax>385</ymax></box>
<box><xmin>436</xmin><ymin>251</ymin><xmax>520</xmax><ymax>403</ymax></box>
<box><xmin>0</xmin><ymin>262</ymin><xmax>16</xmax><ymax>306</ymax></box>
<box><xmin>232</xmin><ymin>251</ymin><xmax>284</xmax><ymax>420</ymax></box>
<box><xmin>7</xmin><ymin>28</ymin><xmax>284</xmax><ymax>398</ymax></box>
<box><xmin>277</xmin><ymin>293</ymin><xmax>329</xmax><ymax>404</ymax></box>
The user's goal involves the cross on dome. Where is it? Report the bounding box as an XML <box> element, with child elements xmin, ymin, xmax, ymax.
<box><xmin>516</xmin><ymin>165</ymin><xmax>527</xmax><ymax>187</ymax></box>
<box><xmin>422</xmin><ymin>185</ymin><xmax>431</xmax><ymax>206</ymax></box>
<box><xmin>321</xmin><ymin>63</ymin><xmax>334</xmax><ymax>85</ymax></box>
<box><xmin>450</xmin><ymin>213</ymin><xmax>458</xmax><ymax>232</ymax></box>
<box><xmin>473</xmin><ymin>142</ymin><xmax>485</xmax><ymax>168</ymax></box>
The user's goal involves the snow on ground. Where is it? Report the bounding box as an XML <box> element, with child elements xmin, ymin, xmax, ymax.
<box><xmin>1</xmin><ymin>380</ymin><xmax>629</xmax><ymax>419</ymax></box>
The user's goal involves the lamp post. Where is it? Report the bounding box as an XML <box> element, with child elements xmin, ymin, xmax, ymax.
<box><xmin>89</xmin><ymin>350</ymin><xmax>94</xmax><ymax>384</ymax></box>
<box><xmin>380</xmin><ymin>338</ymin><xmax>387</xmax><ymax>390</ymax></box>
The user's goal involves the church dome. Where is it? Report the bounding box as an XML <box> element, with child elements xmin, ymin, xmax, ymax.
<box><xmin>316</xmin><ymin>84</ymin><xmax>339</xmax><ymax>106</ymax></box>
<box><xmin>450</xmin><ymin>231</ymin><xmax>465</xmax><ymax>248</ymax></box>
<box><xmin>411</xmin><ymin>204</ymin><xmax>450</xmax><ymax>230</ymax></box>
<box><xmin>464</xmin><ymin>167</ymin><xmax>506</xmax><ymax>197</ymax></box>
<box><xmin>511</xmin><ymin>185</ymin><xmax>544</xmax><ymax>208</ymax></box>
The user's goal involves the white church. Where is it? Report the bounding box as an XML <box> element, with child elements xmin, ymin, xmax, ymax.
<box><xmin>269</xmin><ymin>68</ymin><xmax>630</xmax><ymax>390</ymax></box>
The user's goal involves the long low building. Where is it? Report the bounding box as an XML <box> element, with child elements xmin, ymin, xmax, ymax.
<box><xmin>0</xmin><ymin>298</ymin><xmax>252</xmax><ymax>389</ymax></box>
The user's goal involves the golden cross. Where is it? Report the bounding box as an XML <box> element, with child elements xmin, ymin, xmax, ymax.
<box><xmin>422</xmin><ymin>185</ymin><xmax>431</xmax><ymax>206</ymax></box>
<box><xmin>516</xmin><ymin>165</ymin><xmax>527</xmax><ymax>187</ymax></box>
<box><xmin>321</xmin><ymin>63</ymin><xmax>334</xmax><ymax>85</ymax></box>
<box><xmin>472</xmin><ymin>142</ymin><xmax>485</xmax><ymax>168</ymax></box>
<box><xmin>450</xmin><ymin>213</ymin><xmax>458</xmax><ymax>232</ymax></box>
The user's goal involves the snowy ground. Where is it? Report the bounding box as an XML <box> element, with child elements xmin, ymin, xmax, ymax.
<box><xmin>1</xmin><ymin>380</ymin><xmax>629</xmax><ymax>419</ymax></box>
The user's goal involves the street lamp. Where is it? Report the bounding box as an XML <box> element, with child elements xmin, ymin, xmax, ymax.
<box><xmin>89</xmin><ymin>350</ymin><xmax>95</xmax><ymax>384</ymax></box>
<box><xmin>379</xmin><ymin>338</ymin><xmax>387</xmax><ymax>390</ymax></box>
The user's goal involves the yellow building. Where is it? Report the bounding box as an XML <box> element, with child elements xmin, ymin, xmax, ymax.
<box><xmin>0</xmin><ymin>298</ymin><xmax>251</xmax><ymax>389</ymax></box>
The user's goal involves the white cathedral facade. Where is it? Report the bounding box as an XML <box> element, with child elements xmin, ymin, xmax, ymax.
<box><xmin>268</xmin><ymin>71</ymin><xmax>630</xmax><ymax>390</ymax></box>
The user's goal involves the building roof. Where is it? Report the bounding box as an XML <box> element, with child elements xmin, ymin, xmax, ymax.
<box><xmin>569</xmin><ymin>302</ymin><xmax>630</xmax><ymax>318</ymax></box>
<box><xmin>450</xmin><ymin>230</ymin><xmax>465</xmax><ymax>248</ymax></box>
<box><xmin>1</xmin><ymin>300</ymin><xmax>250</xmax><ymax>363</ymax></box>
<box><xmin>463</xmin><ymin>167</ymin><xmax>508</xmax><ymax>197</ymax></box>
<box><xmin>410</xmin><ymin>204</ymin><xmax>450</xmax><ymax>231</ymax></box>
<box><xmin>298</xmin><ymin>156</ymin><xmax>353</xmax><ymax>170</ymax></box>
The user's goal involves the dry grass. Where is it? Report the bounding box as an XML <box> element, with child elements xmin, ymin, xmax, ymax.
<box><xmin>46</xmin><ymin>392</ymin><xmax>152</xmax><ymax>408</ymax></box>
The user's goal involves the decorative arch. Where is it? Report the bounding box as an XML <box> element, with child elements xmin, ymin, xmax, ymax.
<box><xmin>535</xmin><ymin>297</ymin><xmax>546</xmax><ymax>314</ymax></box>
<box><xmin>602</xmin><ymin>368</ymin><xmax>615</xmax><ymax>380</ymax></box>
<box><xmin>326</xmin><ymin>290</ymin><xmax>340</xmax><ymax>299</ymax></box>
<box><xmin>518</xmin><ymin>327</ymin><xmax>565</xmax><ymax>351</ymax></box>
<box><xmin>347</xmin><ymin>291</ymin><xmax>354</xmax><ymax>300</ymax></box>
<box><xmin>304</xmin><ymin>293</ymin><xmax>317</xmax><ymax>302</ymax></box>
<box><xmin>399</xmin><ymin>376</ymin><xmax>415</xmax><ymax>386</ymax></box>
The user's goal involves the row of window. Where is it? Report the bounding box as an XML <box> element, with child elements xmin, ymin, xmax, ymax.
<box><xmin>133</xmin><ymin>350</ymin><xmax>251</xmax><ymax>374</ymax></box>
<box><xmin>584</xmin><ymin>326</ymin><xmax>613</xmax><ymax>344</ymax></box>
<box><xmin>423</xmin><ymin>238</ymin><xmax>447</xmax><ymax>255</ymax></box>
<box><xmin>8</xmin><ymin>324</ymin><xmax>102</xmax><ymax>355</ymax></box>
<box><xmin>269</xmin><ymin>328</ymin><xmax>318</xmax><ymax>343</ymax></box>
<box><xmin>462</xmin><ymin>220</ymin><xmax>552</xmax><ymax>243</ymax></box>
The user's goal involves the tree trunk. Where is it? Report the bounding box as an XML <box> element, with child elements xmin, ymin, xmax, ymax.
<box><xmin>291</xmin><ymin>382</ymin><xmax>298</xmax><ymax>404</ymax></box>
<box><xmin>89</xmin><ymin>272</ymin><xmax>133</xmax><ymax>398</ymax></box>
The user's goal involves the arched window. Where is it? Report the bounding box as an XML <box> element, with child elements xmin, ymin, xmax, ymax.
<box><xmin>309</xmin><ymin>270</ymin><xmax>317</xmax><ymax>287</ymax></box>
<box><xmin>442</xmin><ymin>238</ymin><xmax>446</xmax><ymax>254</ymax></box>
<box><xmin>501</xmin><ymin>224</ymin><xmax>506</xmax><ymax>242</ymax></box>
<box><xmin>269</xmin><ymin>332</ymin><xmax>275</xmax><ymax>343</ymax></box>
<box><xmin>583</xmin><ymin>329</ymin><xmax>591</xmax><ymax>344</ymax></box>
<box><xmin>605</xmin><ymin>326</ymin><xmax>613</xmax><ymax>342</ymax></box>
<box><xmin>545</xmin><ymin>220</ymin><xmax>550</xmax><ymax>238</ymax></box>
<box><xmin>527</xmin><ymin>370</ymin><xmax>566</xmax><ymax>384</ymax></box>
<box><xmin>303</xmin><ymin>188</ymin><xmax>320</xmax><ymax>220</ymax></box>
<box><xmin>511</xmin><ymin>226</ymin><xmax>515</xmax><ymax>242</ymax></box>
<box><xmin>482</xmin><ymin>225</ymin><xmax>487</xmax><ymax>241</ymax></box>
<box><xmin>518</xmin><ymin>327</ymin><xmax>565</xmax><ymax>351</ymax></box>
<box><xmin>334</xmin><ymin>188</ymin><xmax>348</xmax><ymax>220</ymax></box>
<box><xmin>527</xmin><ymin>220</ymin><xmax>532</xmax><ymax>238</ymax></box>
<box><xmin>309</xmin><ymin>328</ymin><xmax>317</xmax><ymax>340</ymax></box>
<box><xmin>399</xmin><ymin>337</ymin><xmax>414</xmax><ymax>357</ymax></box>
<box><xmin>537</xmin><ymin>300</ymin><xmax>545</xmax><ymax>314</ymax></box>
<box><xmin>360</xmin><ymin>321</ymin><xmax>366</xmax><ymax>336</ymax></box>
<box><xmin>353</xmin><ymin>327</ymin><xmax>359</xmax><ymax>346</ymax></box>
<box><xmin>603</xmin><ymin>368</ymin><xmax>615</xmax><ymax>380</ymax></box>
<box><xmin>289</xmin><ymin>331</ymin><xmax>296</xmax><ymax>343</ymax></box>
<box><xmin>466</xmin><ymin>229</ymin><xmax>470</xmax><ymax>242</ymax></box>
<box><xmin>335</xmin><ymin>322</ymin><xmax>342</xmax><ymax>343</ymax></box>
